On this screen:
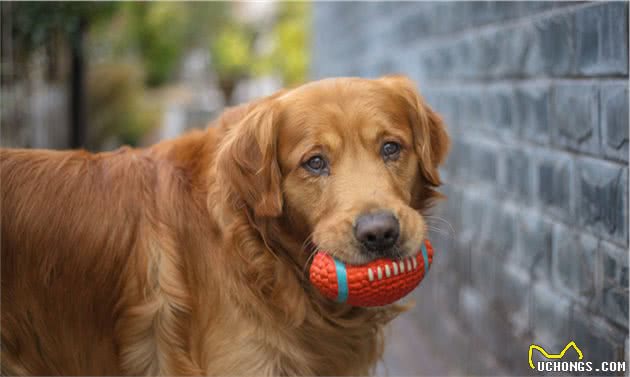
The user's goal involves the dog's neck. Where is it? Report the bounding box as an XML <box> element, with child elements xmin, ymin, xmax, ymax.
<box><xmin>151</xmin><ymin>127</ymin><xmax>405</xmax><ymax>375</ymax></box>
<box><xmin>201</xmin><ymin>208</ymin><xmax>403</xmax><ymax>375</ymax></box>
<box><xmin>205</xmin><ymin>191</ymin><xmax>404</xmax><ymax>375</ymax></box>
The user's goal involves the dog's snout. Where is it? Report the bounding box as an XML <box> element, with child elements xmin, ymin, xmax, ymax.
<box><xmin>354</xmin><ymin>211</ymin><xmax>400</xmax><ymax>253</ymax></box>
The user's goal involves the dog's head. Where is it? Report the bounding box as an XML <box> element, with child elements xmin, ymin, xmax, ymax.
<box><xmin>217</xmin><ymin>76</ymin><xmax>449</xmax><ymax>265</ymax></box>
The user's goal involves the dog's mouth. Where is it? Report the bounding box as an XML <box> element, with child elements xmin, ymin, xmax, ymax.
<box><xmin>337</xmin><ymin>249</ymin><xmax>420</xmax><ymax>267</ymax></box>
<box><xmin>306</xmin><ymin>240</ymin><xmax>420</xmax><ymax>266</ymax></box>
<box><xmin>308</xmin><ymin>239</ymin><xmax>434</xmax><ymax>307</ymax></box>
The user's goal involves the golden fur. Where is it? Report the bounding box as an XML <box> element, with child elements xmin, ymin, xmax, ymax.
<box><xmin>1</xmin><ymin>76</ymin><xmax>449</xmax><ymax>375</ymax></box>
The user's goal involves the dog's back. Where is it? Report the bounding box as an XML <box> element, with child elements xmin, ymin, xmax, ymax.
<box><xmin>1</xmin><ymin>148</ymin><xmax>156</xmax><ymax>374</ymax></box>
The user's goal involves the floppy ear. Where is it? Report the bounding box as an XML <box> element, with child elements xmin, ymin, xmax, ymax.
<box><xmin>216</xmin><ymin>101</ymin><xmax>283</xmax><ymax>217</ymax></box>
<box><xmin>380</xmin><ymin>75</ymin><xmax>450</xmax><ymax>187</ymax></box>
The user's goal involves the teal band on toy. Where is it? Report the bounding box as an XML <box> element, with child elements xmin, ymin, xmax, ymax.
<box><xmin>420</xmin><ymin>242</ymin><xmax>429</xmax><ymax>275</ymax></box>
<box><xmin>334</xmin><ymin>258</ymin><xmax>349</xmax><ymax>303</ymax></box>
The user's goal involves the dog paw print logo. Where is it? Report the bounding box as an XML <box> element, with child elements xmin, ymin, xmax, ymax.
<box><xmin>528</xmin><ymin>341</ymin><xmax>583</xmax><ymax>369</ymax></box>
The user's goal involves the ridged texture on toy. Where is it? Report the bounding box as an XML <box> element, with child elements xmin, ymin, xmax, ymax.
<box><xmin>309</xmin><ymin>239</ymin><xmax>434</xmax><ymax>307</ymax></box>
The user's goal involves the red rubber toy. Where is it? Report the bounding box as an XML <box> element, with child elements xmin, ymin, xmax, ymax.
<box><xmin>309</xmin><ymin>239</ymin><xmax>434</xmax><ymax>307</ymax></box>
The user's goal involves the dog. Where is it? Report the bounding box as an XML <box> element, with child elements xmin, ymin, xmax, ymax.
<box><xmin>1</xmin><ymin>75</ymin><xmax>449</xmax><ymax>375</ymax></box>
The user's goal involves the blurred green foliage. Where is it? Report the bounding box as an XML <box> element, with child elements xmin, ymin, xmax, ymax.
<box><xmin>6</xmin><ymin>1</ymin><xmax>116</xmax><ymax>78</ymax></box>
<box><xmin>9</xmin><ymin>1</ymin><xmax>310</xmax><ymax>90</ymax></box>
<box><xmin>8</xmin><ymin>2</ymin><xmax>116</xmax><ymax>51</ymax></box>
<box><xmin>272</xmin><ymin>2</ymin><xmax>311</xmax><ymax>86</ymax></box>
<box><xmin>7</xmin><ymin>2</ymin><xmax>310</xmax><ymax>148</ymax></box>
<box><xmin>119</xmin><ymin>2</ymin><xmax>228</xmax><ymax>87</ymax></box>
<box><xmin>216</xmin><ymin>2</ymin><xmax>311</xmax><ymax>87</ymax></box>
<box><xmin>9</xmin><ymin>1</ymin><xmax>309</xmax><ymax>88</ymax></box>
<box><xmin>86</xmin><ymin>2</ymin><xmax>224</xmax><ymax>87</ymax></box>
<box><xmin>86</xmin><ymin>62</ymin><xmax>159</xmax><ymax>147</ymax></box>
<box><xmin>211</xmin><ymin>23</ymin><xmax>254</xmax><ymax>82</ymax></box>
<box><xmin>210</xmin><ymin>2</ymin><xmax>310</xmax><ymax>102</ymax></box>
<box><xmin>125</xmin><ymin>3</ymin><xmax>188</xmax><ymax>87</ymax></box>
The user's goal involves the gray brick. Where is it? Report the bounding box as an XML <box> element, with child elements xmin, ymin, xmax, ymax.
<box><xmin>448</xmin><ymin>237</ymin><xmax>470</xmax><ymax>286</ymax></box>
<box><xmin>443</xmin><ymin>138</ymin><xmax>470</xmax><ymax>181</ymax></box>
<box><xmin>476</xmin><ymin>32</ymin><xmax>504</xmax><ymax>79</ymax></box>
<box><xmin>430</xmin><ymin>3</ymin><xmax>462</xmax><ymax>36</ymax></box>
<box><xmin>536</xmin><ymin>152</ymin><xmax>574</xmax><ymax>222</ymax></box>
<box><xmin>472</xmin><ymin>144</ymin><xmax>499</xmax><ymax>184</ymax></box>
<box><xmin>516</xmin><ymin>212</ymin><xmax>553</xmax><ymax>280</ymax></box>
<box><xmin>600</xmin><ymin>241</ymin><xmax>629</xmax><ymax>329</ymax></box>
<box><xmin>552</xmin><ymin>224</ymin><xmax>598</xmax><ymax>304</ymax></box>
<box><xmin>524</xmin><ymin>12</ymin><xmax>575</xmax><ymax>76</ymax></box>
<box><xmin>470</xmin><ymin>203</ymin><xmax>517</xmax><ymax>297</ymax></box>
<box><xmin>453</xmin><ymin>27</ymin><xmax>532</xmax><ymax>79</ymax></box>
<box><xmin>504</xmin><ymin>148</ymin><xmax>532</xmax><ymax>203</ymax></box>
<box><xmin>426</xmin><ymin>90</ymin><xmax>459</xmax><ymax>129</ymax></box>
<box><xmin>484</xmin><ymin>86</ymin><xmax>516</xmax><ymax>132</ymax></box>
<box><xmin>496</xmin><ymin>264</ymin><xmax>531</xmax><ymax>336</ymax></box>
<box><xmin>432</xmin><ymin>183</ymin><xmax>462</xmax><ymax>234</ymax></box>
<box><xmin>418</xmin><ymin>46</ymin><xmax>449</xmax><ymax>79</ymax></box>
<box><xmin>470</xmin><ymin>235</ymin><xmax>498</xmax><ymax>298</ymax></box>
<box><xmin>571</xmin><ymin>311</ymin><xmax>626</xmax><ymax>366</ymax></box>
<box><xmin>457</xmin><ymin>193</ymin><xmax>489</xmax><ymax>279</ymax></box>
<box><xmin>466</xmin><ymin>1</ymin><xmax>507</xmax><ymax>26</ymax></box>
<box><xmin>434</xmin><ymin>271</ymin><xmax>461</xmax><ymax>320</ymax></box>
<box><xmin>374</xmin><ymin>1</ymin><xmax>411</xmax><ymax>18</ymax></box>
<box><xmin>575</xmin><ymin>2</ymin><xmax>629</xmax><ymax>76</ymax></box>
<box><xmin>515</xmin><ymin>84</ymin><xmax>551</xmax><ymax>144</ymax></box>
<box><xmin>459</xmin><ymin>192</ymin><xmax>490</xmax><ymax>243</ymax></box>
<box><xmin>498</xmin><ymin>25</ymin><xmax>532</xmax><ymax>78</ymax></box>
<box><xmin>484</xmin><ymin>204</ymin><xmax>517</xmax><ymax>257</ymax></box>
<box><xmin>395</xmin><ymin>5</ymin><xmax>435</xmax><ymax>45</ymax></box>
<box><xmin>447</xmin><ymin>140</ymin><xmax>499</xmax><ymax>185</ymax></box>
<box><xmin>531</xmin><ymin>283</ymin><xmax>572</xmax><ymax>350</ymax></box>
<box><xmin>517</xmin><ymin>1</ymin><xmax>559</xmax><ymax>16</ymax></box>
<box><xmin>459</xmin><ymin>88</ymin><xmax>485</xmax><ymax>129</ymax></box>
<box><xmin>601</xmin><ymin>83</ymin><xmax>629</xmax><ymax>162</ymax></box>
<box><xmin>454</xmin><ymin>36</ymin><xmax>479</xmax><ymax>79</ymax></box>
<box><xmin>551</xmin><ymin>83</ymin><xmax>600</xmax><ymax>155</ymax></box>
<box><xmin>459</xmin><ymin>287</ymin><xmax>517</xmax><ymax>366</ymax></box>
<box><xmin>576</xmin><ymin>159</ymin><xmax>628</xmax><ymax>243</ymax></box>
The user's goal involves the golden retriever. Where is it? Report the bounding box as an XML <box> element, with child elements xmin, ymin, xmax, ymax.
<box><xmin>1</xmin><ymin>75</ymin><xmax>449</xmax><ymax>375</ymax></box>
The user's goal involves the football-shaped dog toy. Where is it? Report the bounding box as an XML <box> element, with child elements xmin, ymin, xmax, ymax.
<box><xmin>309</xmin><ymin>239</ymin><xmax>434</xmax><ymax>307</ymax></box>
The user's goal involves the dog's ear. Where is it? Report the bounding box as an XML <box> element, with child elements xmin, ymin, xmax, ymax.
<box><xmin>216</xmin><ymin>100</ymin><xmax>283</xmax><ymax>217</ymax></box>
<box><xmin>380</xmin><ymin>75</ymin><xmax>450</xmax><ymax>187</ymax></box>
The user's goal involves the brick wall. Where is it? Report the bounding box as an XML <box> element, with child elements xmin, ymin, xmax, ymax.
<box><xmin>312</xmin><ymin>2</ymin><xmax>628</xmax><ymax>375</ymax></box>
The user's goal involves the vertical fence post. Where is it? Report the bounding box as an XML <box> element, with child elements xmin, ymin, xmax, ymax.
<box><xmin>69</xmin><ymin>16</ymin><xmax>86</xmax><ymax>149</ymax></box>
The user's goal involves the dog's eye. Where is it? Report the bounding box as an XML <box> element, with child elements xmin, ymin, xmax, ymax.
<box><xmin>381</xmin><ymin>142</ymin><xmax>401</xmax><ymax>161</ymax></box>
<box><xmin>303</xmin><ymin>155</ymin><xmax>329</xmax><ymax>175</ymax></box>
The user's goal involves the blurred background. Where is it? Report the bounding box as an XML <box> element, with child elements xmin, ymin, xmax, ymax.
<box><xmin>1</xmin><ymin>1</ymin><xmax>308</xmax><ymax>150</ymax></box>
<box><xmin>1</xmin><ymin>2</ymin><xmax>628</xmax><ymax>376</ymax></box>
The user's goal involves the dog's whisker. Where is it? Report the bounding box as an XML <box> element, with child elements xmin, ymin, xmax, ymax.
<box><xmin>426</xmin><ymin>225</ymin><xmax>454</xmax><ymax>238</ymax></box>
<box><xmin>300</xmin><ymin>232</ymin><xmax>319</xmax><ymax>278</ymax></box>
<box><xmin>424</xmin><ymin>215</ymin><xmax>455</xmax><ymax>234</ymax></box>
<box><xmin>300</xmin><ymin>233</ymin><xmax>316</xmax><ymax>253</ymax></box>
<box><xmin>426</xmin><ymin>225</ymin><xmax>447</xmax><ymax>233</ymax></box>
<box><xmin>302</xmin><ymin>250</ymin><xmax>319</xmax><ymax>278</ymax></box>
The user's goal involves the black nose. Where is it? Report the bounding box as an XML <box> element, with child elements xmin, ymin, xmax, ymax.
<box><xmin>354</xmin><ymin>211</ymin><xmax>400</xmax><ymax>252</ymax></box>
